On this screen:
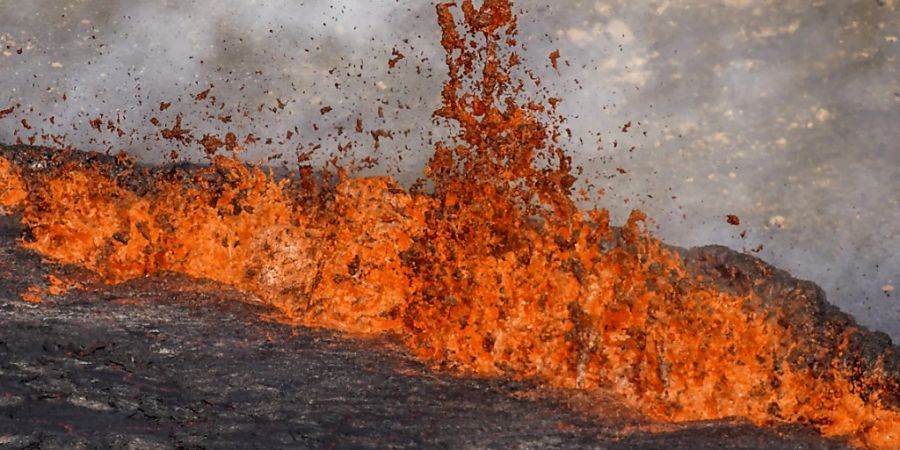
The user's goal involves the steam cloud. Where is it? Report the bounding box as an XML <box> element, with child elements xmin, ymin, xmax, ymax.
<box><xmin>1</xmin><ymin>0</ymin><xmax>898</xmax><ymax>339</ymax></box>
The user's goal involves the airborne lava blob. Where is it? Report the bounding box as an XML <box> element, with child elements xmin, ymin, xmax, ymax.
<box><xmin>0</xmin><ymin>1</ymin><xmax>897</xmax><ymax>448</ymax></box>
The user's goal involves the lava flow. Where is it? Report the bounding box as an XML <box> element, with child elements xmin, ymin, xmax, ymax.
<box><xmin>0</xmin><ymin>1</ymin><xmax>898</xmax><ymax>448</ymax></box>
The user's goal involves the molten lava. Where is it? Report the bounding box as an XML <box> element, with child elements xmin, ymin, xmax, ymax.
<box><xmin>0</xmin><ymin>155</ymin><xmax>26</xmax><ymax>213</ymax></box>
<box><xmin>0</xmin><ymin>1</ymin><xmax>897</xmax><ymax>448</ymax></box>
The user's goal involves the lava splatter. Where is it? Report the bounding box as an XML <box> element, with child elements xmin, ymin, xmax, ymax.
<box><xmin>1</xmin><ymin>1</ymin><xmax>897</xmax><ymax>448</ymax></box>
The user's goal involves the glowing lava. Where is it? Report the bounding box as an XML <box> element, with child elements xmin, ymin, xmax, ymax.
<box><xmin>0</xmin><ymin>1</ymin><xmax>897</xmax><ymax>448</ymax></box>
<box><xmin>0</xmin><ymin>154</ymin><xmax>26</xmax><ymax>213</ymax></box>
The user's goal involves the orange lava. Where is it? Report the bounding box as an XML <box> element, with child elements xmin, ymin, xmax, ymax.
<box><xmin>1</xmin><ymin>1</ymin><xmax>898</xmax><ymax>448</ymax></box>
<box><xmin>0</xmin><ymin>155</ymin><xmax>26</xmax><ymax>213</ymax></box>
<box><xmin>18</xmin><ymin>274</ymin><xmax>82</xmax><ymax>304</ymax></box>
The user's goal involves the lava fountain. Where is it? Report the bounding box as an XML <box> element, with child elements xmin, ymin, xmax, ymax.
<box><xmin>0</xmin><ymin>1</ymin><xmax>897</xmax><ymax>448</ymax></box>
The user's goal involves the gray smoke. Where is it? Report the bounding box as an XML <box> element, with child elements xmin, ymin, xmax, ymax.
<box><xmin>1</xmin><ymin>0</ymin><xmax>898</xmax><ymax>340</ymax></box>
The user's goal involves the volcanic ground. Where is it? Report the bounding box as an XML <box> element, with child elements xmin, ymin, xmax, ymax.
<box><xmin>4</xmin><ymin>145</ymin><xmax>895</xmax><ymax>449</ymax></box>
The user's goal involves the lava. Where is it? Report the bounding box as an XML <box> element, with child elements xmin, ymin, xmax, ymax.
<box><xmin>0</xmin><ymin>1</ymin><xmax>897</xmax><ymax>448</ymax></box>
<box><xmin>0</xmin><ymin>155</ymin><xmax>26</xmax><ymax>214</ymax></box>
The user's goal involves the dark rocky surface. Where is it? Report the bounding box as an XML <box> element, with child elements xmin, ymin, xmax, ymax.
<box><xmin>0</xmin><ymin>214</ymin><xmax>853</xmax><ymax>447</ymax></box>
